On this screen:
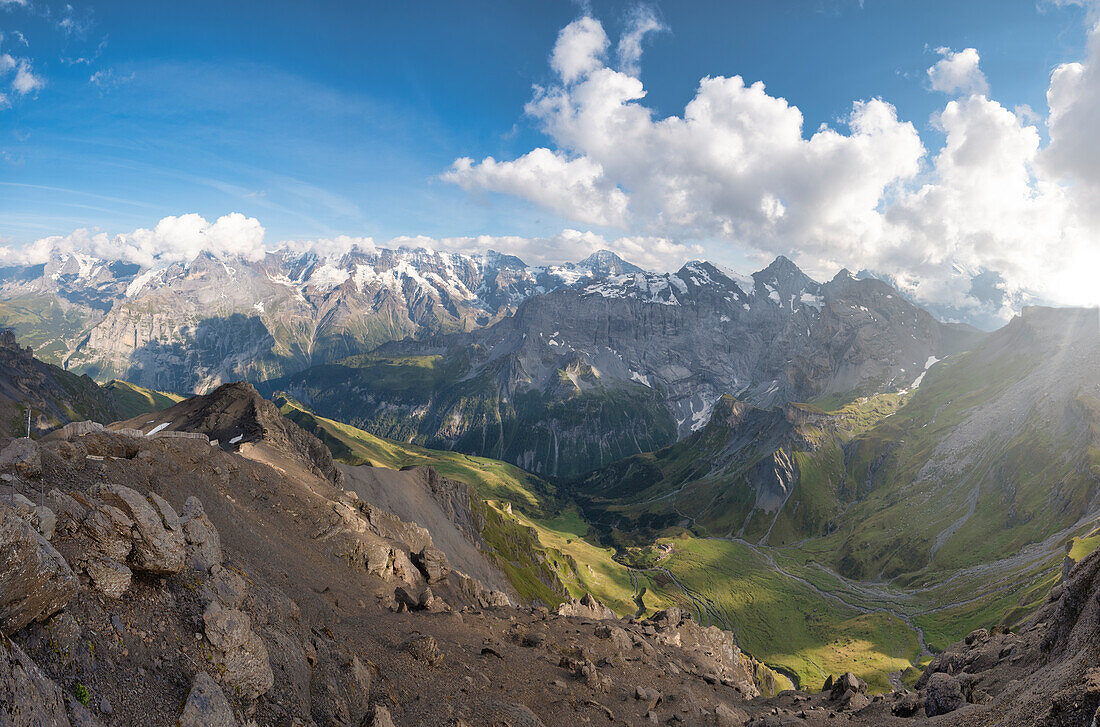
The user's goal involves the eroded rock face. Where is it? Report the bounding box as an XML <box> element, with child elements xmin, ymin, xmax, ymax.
<box><xmin>308</xmin><ymin>647</ymin><xmax>372</xmax><ymax>726</ymax></box>
<box><xmin>48</xmin><ymin>484</ymin><xmax>193</xmax><ymax>598</ymax></box>
<box><xmin>9</xmin><ymin>493</ymin><xmax>55</xmax><ymax>541</ymax></box>
<box><xmin>0</xmin><ymin>637</ymin><xmax>103</xmax><ymax>727</ymax></box>
<box><xmin>91</xmin><ymin>484</ymin><xmax>185</xmax><ymax>574</ymax></box>
<box><xmin>367</xmin><ymin>704</ymin><xmax>397</xmax><ymax>727</ymax></box>
<box><xmin>0</xmin><ymin>502</ymin><xmax>77</xmax><ymax>635</ymax></box>
<box><xmin>180</xmin><ymin>671</ymin><xmax>238</xmax><ymax>727</ymax></box>
<box><xmin>0</xmin><ymin>438</ymin><xmax>42</xmax><ymax>479</ymax></box>
<box><xmin>659</xmin><ymin>610</ymin><xmax>762</xmax><ymax>699</ymax></box>
<box><xmin>203</xmin><ymin>603</ymin><xmax>274</xmax><ymax>700</ymax></box>
<box><xmin>357</xmin><ymin>532</ymin><xmax>423</xmax><ymax>586</ymax></box>
<box><xmin>50</xmin><ymin>489</ymin><xmax>133</xmax><ymax>564</ymax></box>
<box><xmin>84</xmin><ymin>555</ymin><xmax>131</xmax><ymax>599</ymax></box>
<box><xmin>414</xmin><ymin>545</ymin><xmax>451</xmax><ymax>583</ymax></box>
<box><xmin>715</xmin><ymin>702</ymin><xmax>749</xmax><ymax>726</ymax></box>
<box><xmin>180</xmin><ymin>496</ymin><xmax>223</xmax><ymax>571</ymax></box>
<box><xmin>925</xmin><ymin>672</ymin><xmax>964</xmax><ymax>717</ymax></box>
<box><xmin>556</xmin><ymin>593</ymin><xmax>616</xmax><ymax>620</ymax></box>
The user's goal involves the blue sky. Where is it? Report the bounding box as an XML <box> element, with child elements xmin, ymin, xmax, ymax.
<box><xmin>0</xmin><ymin>0</ymin><xmax>1087</xmax><ymax>242</ymax></box>
<box><xmin>2</xmin><ymin>0</ymin><xmax>1100</xmax><ymax>321</ymax></box>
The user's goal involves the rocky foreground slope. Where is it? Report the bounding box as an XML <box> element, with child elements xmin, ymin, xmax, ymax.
<box><xmin>2</xmin><ymin>381</ymin><xmax>1097</xmax><ymax>725</ymax></box>
<box><xmin>0</xmin><ymin>383</ymin><xmax>779</xmax><ymax>726</ymax></box>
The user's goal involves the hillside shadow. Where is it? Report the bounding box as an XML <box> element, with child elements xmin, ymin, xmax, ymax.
<box><xmin>124</xmin><ymin>313</ymin><xmax>277</xmax><ymax>393</ymax></box>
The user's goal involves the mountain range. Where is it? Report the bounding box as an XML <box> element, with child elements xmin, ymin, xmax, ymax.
<box><xmin>265</xmin><ymin>255</ymin><xmax>980</xmax><ymax>478</ymax></box>
<box><xmin>575</xmin><ymin>305</ymin><xmax>1100</xmax><ymax>579</ymax></box>
<box><xmin>1</xmin><ymin>247</ymin><xmax>982</xmax><ymax>480</ymax></box>
<box><xmin>0</xmin><ymin>246</ymin><xmax>643</xmax><ymax>393</ymax></box>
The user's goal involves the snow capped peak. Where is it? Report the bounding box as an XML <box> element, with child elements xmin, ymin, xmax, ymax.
<box><xmin>575</xmin><ymin>249</ymin><xmax>642</xmax><ymax>275</ymax></box>
<box><xmin>754</xmin><ymin>255</ymin><xmax>815</xmax><ymax>288</ymax></box>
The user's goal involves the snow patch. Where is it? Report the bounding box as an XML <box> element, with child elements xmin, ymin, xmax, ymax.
<box><xmin>900</xmin><ymin>356</ymin><xmax>942</xmax><ymax>393</ymax></box>
<box><xmin>800</xmin><ymin>292</ymin><xmax>824</xmax><ymax>309</ymax></box>
<box><xmin>308</xmin><ymin>264</ymin><xmax>350</xmax><ymax>291</ymax></box>
<box><xmin>126</xmin><ymin>268</ymin><xmax>162</xmax><ymax>297</ymax></box>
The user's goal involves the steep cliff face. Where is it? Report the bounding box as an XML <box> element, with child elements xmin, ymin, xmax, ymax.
<box><xmin>269</xmin><ymin>257</ymin><xmax>981</xmax><ymax>479</ymax></box>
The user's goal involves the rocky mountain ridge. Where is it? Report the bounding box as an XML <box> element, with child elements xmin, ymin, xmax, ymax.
<box><xmin>0</xmin><ymin>376</ymin><xmax>796</xmax><ymax>726</ymax></box>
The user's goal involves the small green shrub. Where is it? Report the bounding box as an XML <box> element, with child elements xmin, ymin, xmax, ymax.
<box><xmin>74</xmin><ymin>683</ymin><xmax>90</xmax><ymax>706</ymax></box>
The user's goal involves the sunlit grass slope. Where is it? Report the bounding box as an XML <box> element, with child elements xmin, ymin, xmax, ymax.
<box><xmin>104</xmin><ymin>380</ymin><xmax>186</xmax><ymax>420</ymax></box>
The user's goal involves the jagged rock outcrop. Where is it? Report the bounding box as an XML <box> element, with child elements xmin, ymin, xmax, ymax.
<box><xmin>924</xmin><ymin>672</ymin><xmax>964</xmax><ymax>717</ymax></box>
<box><xmin>0</xmin><ymin>438</ymin><xmax>42</xmax><ymax>479</ymax></box>
<box><xmin>49</xmin><ymin>483</ymin><xmax>186</xmax><ymax>597</ymax></box>
<box><xmin>0</xmin><ymin>502</ymin><xmax>77</xmax><ymax>635</ymax></box>
<box><xmin>557</xmin><ymin>592</ymin><xmax>617</xmax><ymax>620</ymax></box>
<box><xmin>9</xmin><ymin>492</ymin><xmax>56</xmax><ymax>540</ymax></box>
<box><xmin>91</xmin><ymin>484</ymin><xmax>185</xmax><ymax>574</ymax></box>
<box><xmin>203</xmin><ymin>602</ymin><xmax>274</xmax><ymax>700</ymax></box>
<box><xmin>179</xmin><ymin>671</ymin><xmax>238</xmax><ymax>727</ymax></box>
<box><xmin>179</xmin><ymin>495</ymin><xmax>223</xmax><ymax>570</ymax></box>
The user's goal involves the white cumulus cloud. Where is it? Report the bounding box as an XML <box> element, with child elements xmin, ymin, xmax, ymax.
<box><xmin>551</xmin><ymin>16</ymin><xmax>609</xmax><ymax>85</ymax></box>
<box><xmin>443</xmin><ymin>148</ymin><xmax>629</xmax><ymax>227</ymax></box>
<box><xmin>927</xmin><ymin>47</ymin><xmax>989</xmax><ymax>96</ymax></box>
<box><xmin>617</xmin><ymin>6</ymin><xmax>666</xmax><ymax>76</ymax></box>
<box><xmin>1</xmin><ymin>213</ymin><xmax>267</xmax><ymax>269</ymax></box>
<box><xmin>442</xmin><ymin>12</ymin><xmax>1100</xmax><ymax>324</ymax></box>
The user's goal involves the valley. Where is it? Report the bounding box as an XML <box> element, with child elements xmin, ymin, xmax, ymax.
<box><xmin>2</xmin><ymin>248</ymin><xmax>1099</xmax><ymax>723</ymax></box>
<box><xmin>268</xmin><ymin>391</ymin><xmax>1084</xmax><ymax>693</ymax></box>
